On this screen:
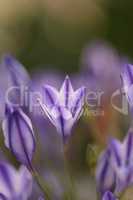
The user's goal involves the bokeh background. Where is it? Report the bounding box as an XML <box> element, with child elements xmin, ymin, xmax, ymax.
<box><xmin>0</xmin><ymin>0</ymin><xmax>133</xmax><ymax>72</ymax></box>
<box><xmin>0</xmin><ymin>0</ymin><xmax>133</xmax><ymax>199</ymax></box>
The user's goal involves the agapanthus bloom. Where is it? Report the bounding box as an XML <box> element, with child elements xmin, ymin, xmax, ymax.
<box><xmin>0</xmin><ymin>162</ymin><xmax>32</xmax><ymax>200</ymax></box>
<box><xmin>121</xmin><ymin>64</ymin><xmax>133</xmax><ymax>110</ymax></box>
<box><xmin>38</xmin><ymin>75</ymin><xmax>85</xmax><ymax>143</ymax></box>
<box><xmin>96</xmin><ymin>132</ymin><xmax>133</xmax><ymax>196</ymax></box>
<box><xmin>102</xmin><ymin>191</ymin><xmax>116</xmax><ymax>200</ymax></box>
<box><xmin>2</xmin><ymin>104</ymin><xmax>35</xmax><ymax>166</ymax></box>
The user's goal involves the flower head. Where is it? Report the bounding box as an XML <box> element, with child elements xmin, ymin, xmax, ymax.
<box><xmin>0</xmin><ymin>162</ymin><xmax>32</xmax><ymax>200</ymax></box>
<box><xmin>2</xmin><ymin>104</ymin><xmax>35</xmax><ymax>166</ymax></box>
<box><xmin>39</xmin><ymin>75</ymin><xmax>85</xmax><ymax>143</ymax></box>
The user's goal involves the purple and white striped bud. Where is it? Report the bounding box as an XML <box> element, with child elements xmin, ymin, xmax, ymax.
<box><xmin>96</xmin><ymin>149</ymin><xmax>116</xmax><ymax>195</ymax></box>
<box><xmin>102</xmin><ymin>191</ymin><xmax>116</xmax><ymax>200</ymax></box>
<box><xmin>39</xmin><ymin>75</ymin><xmax>86</xmax><ymax>143</ymax></box>
<box><xmin>0</xmin><ymin>162</ymin><xmax>32</xmax><ymax>200</ymax></box>
<box><xmin>121</xmin><ymin>64</ymin><xmax>133</xmax><ymax>110</ymax></box>
<box><xmin>2</xmin><ymin>104</ymin><xmax>35</xmax><ymax>166</ymax></box>
<box><xmin>96</xmin><ymin>131</ymin><xmax>133</xmax><ymax>196</ymax></box>
<box><xmin>109</xmin><ymin>132</ymin><xmax>133</xmax><ymax>193</ymax></box>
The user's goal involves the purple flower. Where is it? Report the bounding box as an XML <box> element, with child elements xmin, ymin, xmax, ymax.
<box><xmin>96</xmin><ymin>132</ymin><xmax>133</xmax><ymax>196</ymax></box>
<box><xmin>0</xmin><ymin>162</ymin><xmax>32</xmax><ymax>200</ymax></box>
<box><xmin>121</xmin><ymin>64</ymin><xmax>133</xmax><ymax>109</ymax></box>
<box><xmin>2</xmin><ymin>54</ymin><xmax>30</xmax><ymax>87</ymax></box>
<box><xmin>0</xmin><ymin>55</ymin><xmax>30</xmax><ymax>120</ymax></box>
<box><xmin>102</xmin><ymin>191</ymin><xmax>116</xmax><ymax>200</ymax></box>
<box><xmin>38</xmin><ymin>75</ymin><xmax>85</xmax><ymax>143</ymax></box>
<box><xmin>2</xmin><ymin>104</ymin><xmax>35</xmax><ymax>166</ymax></box>
<box><xmin>109</xmin><ymin>132</ymin><xmax>133</xmax><ymax>193</ymax></box>
<box><xmin>96</xmin><ymin>149</ymin><xmax>116</xmax><ymax>195</ymax></box>
<box><xmin>81</xmin><ymin>41</ymin><xmax>122</xmax><ymax>93</ymax></box>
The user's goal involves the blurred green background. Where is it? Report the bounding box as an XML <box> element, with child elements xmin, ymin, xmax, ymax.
<box><xmin>0</xmin><ymin>0</ymin><xmax>132</xmax><ymax>73</ymax></box>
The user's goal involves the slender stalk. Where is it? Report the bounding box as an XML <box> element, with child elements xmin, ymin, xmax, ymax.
<box><xmin>31</xmin><ymin>168</ymin><xmax>51</xmax><ymax>200</ymax></box>
<box><xmin>63</xmin><ymin>146</ymin><xmax>76</xmax><ymax>200</ymax></box>
<box><xmin>27</xmin><ymin>161</ymin><xmax>51</xmax><ymax>200</ymax></box>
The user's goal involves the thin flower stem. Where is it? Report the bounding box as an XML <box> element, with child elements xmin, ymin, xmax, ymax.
<box><xmin>27</xmin><ymin>160</ymin><xmax>51</xmax><ymax>200</ymax></box>
<box><xmin>63</xmin><ymin>147</ymin><xmax>76</xmax><ymax>200</ymax></box>
<box><xmin>31</xmin><ymin>169</ymin><xmax>51</xmax><ymax>200</ymax></box>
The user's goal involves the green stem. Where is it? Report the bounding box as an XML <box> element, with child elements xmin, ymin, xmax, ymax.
<box><xmin>32</xmin><ymin>169</ymin><xmax>51</xmax><ymax>200</ymax></box>
<box><xmin>28</xmin><ymin>162</ymin><xmax>51</xmax><ymax>200</ymax></box>
<box><xmin>63</xmin><ymin>148</ymin><xmax>76</xmax><ymax>200</ymax></box>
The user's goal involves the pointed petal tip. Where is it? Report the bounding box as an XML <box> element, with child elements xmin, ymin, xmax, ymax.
<box><xmin>65</xmin><ymin>75</ymin><xmax>70</xmax><ymax>79</ymax></box>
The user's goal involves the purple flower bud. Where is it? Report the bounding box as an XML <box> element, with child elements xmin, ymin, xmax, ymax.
<box><xmin>39</xmin><ymin>75</ymin><xmax>85</xmax><ymax>143</ymax></box>
<box><xmin>96</xmin><ymin>131</ymin><xmax>133</xmax><ymax>196</ymax></box>
<box><xmin>121</xmin><ymin>64</ymin><xmax>133</xmax><ymax>109</ymax></box>
<box><xmin>2</xmin><ymin>54</ymin><xmax>30</xmax><ymax>87</ymax></box>
<box><xmin>109</xmin><ymin>132</ymin><xmax>133</xmax><ymax>193</ymax></box>
<box><xmin>96</xmin><ymin>149</ymin><xmax>116</xmax><ymax>195</ymax></box>
<box><xmin>2</xmin><ymin>104</ymin><xmax>35</xmax><ymax>166</ymax></box>
<box><xmin>0</xmin><ymin>162</ymin><xmax>32</xmax><ymax>200</ymax></box>
<box><xmin>102</xmin><ymin>191</ymin><xmax>116</xmax><ymax>200</ymax></box>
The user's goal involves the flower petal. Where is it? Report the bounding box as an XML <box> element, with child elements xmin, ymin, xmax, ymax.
<box><xmin>0</xmin><ymin>194</ymin><xmax>7</xmax><ymax>200</ymax></box>
<box><xmin>59</xmin><ymin>76</ymin><xmax>74</xmax><ymax>107</ymax></box>
<box><xmin>51</xmin><ymin>106</ymin><xmax>73</xmax><ymax>142</ymax></box>
<box><xmin>42</xmin><ymin>85</ymin><xmax>58</xmax><ymax>109</ymax></box>
<box><xmin>0</xmin><ymin>162</ymin><xmax>32</xmax><ymax>200</ymax></box>
<box><xmin>121</xmin><ymin>64</ymin><xmax>133</xmax><ymax>107</ymax></box>
<box><xmin>96</xmin><ymin>149</ymin><xmax>115</xmax><ymax>195</ymax></box>
<box><xmin>110</xmin><ymin>139</ymin><xmax>122</xmax><ymax>168</ymax></box>
<box><xmin>71</xmin><ymin>86</ymin><xmax>86</xmax><ymax>119</ymax></box>
<box><xmin>102</xmin><ymin>191</ymin><xmax>116</xmax><ymax>200</ymax></box>
<box><xmin>3</xmin><ymin>54</ymin><xmax>30</xmax><ymax>87</ymax></box>
<box><xmin>123</xmin><ymin>132</ymin><xmax>133</xmax><ymax>166</ymax></box>
<box><xmin>13</xmin><ymin>165</ymin><xmax>32</xmax><ymax>200</ymax></box>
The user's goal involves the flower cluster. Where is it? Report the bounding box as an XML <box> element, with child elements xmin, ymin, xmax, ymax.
<box><xmin>0</xmin><ymin>55</ymin><xmax>85</xmax><ymax>199</ymax></box>
<box><xmin>0</xmin><ymin>48</ymin><xmax>133</xmax><ymax>200</ymax></box>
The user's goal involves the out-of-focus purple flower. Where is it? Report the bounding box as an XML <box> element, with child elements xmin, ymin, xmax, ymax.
<box><xmin>110</xmin><ymin>132</ymin><xmax>133</xmax><ymax>193</ymax></box>
<box><xmin>102</xmin><ymin>191</ymin><xmax>116</xmax><ymax>200</ymax></box>
<box><xmin>96</xmin><ymin>149</ymin><xmax>116</xmax><ymax>195</ymax></box>
<box><xmin>38</xmin><ymin>75</ymin><xmax>85</xmax><ymax>143</ymax></box>
<box><xmin>81</xmin><ymin>41</ymin><xmax>122</xmax><ymax>93</ymax></box>
<box><xmin>121</xmin><ymin>64</ymin><xmax>133</xmax><ymax>110</ymax></box>
<box><xmin>2</xmin><ymin>54</ymin><xmax>30</xmax><ymax>87</ymax></box>
<box><xmin>0</xmin><ymin>55</ymin><xmax>30</xmax><ymax>120</ymax></box>
<box><xmin>0</xmin><ymin>162</ymin><xmax>32</xmax><ymax>200</ymax></box>
<box><xmin>2</xmin><ymin>104</ymin><xmax>35</xmax><ymax>166</ymax></box>
<box><xmin>96</xmin><ymin>132</ymin><xmax>133</xmax><ymax>196</ymax></box>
